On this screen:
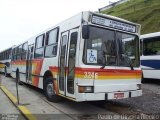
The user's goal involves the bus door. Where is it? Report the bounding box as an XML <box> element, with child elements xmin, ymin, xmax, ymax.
<box><xmin>59</xmin><ymin>28</ymin><xmax>78</xmax><ymax>98</ymax></box>
<box><xmin>27</xmin><ymin>44</ymin><xmax>34</xmax><ymax>84</ymax></box>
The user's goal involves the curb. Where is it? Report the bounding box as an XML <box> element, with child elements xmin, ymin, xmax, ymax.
<box><xmin>0</xmin><ymin>85</ymin><xmax>37</xmax><ymax>120</ymax></box>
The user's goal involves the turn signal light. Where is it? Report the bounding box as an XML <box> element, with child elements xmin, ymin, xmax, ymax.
<box><xmin>79</xmin><ymin>86</ymin><xmax>93</xmax><ymax>93</ymax></box>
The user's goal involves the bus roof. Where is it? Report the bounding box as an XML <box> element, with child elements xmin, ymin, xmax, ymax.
<box><xmin>0</xmin><ymin>47</ymin><xmax>12</xmax><ymax>53</ymax></box>
<box><xmin>140</xmin><ymin>32</ymin><xmax>160</xmax><ymax>39</ymax></box>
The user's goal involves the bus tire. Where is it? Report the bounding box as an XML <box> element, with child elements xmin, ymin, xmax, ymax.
<box><xmin>44</xmin><ymin>77</ymin><xmax>62</xmax><ymax>102</ymax></box>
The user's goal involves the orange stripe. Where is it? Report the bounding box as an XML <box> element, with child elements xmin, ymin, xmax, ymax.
<box><xmin>32</xmin><ymin>59</ymin><xmax>43</xmax><ymax>87</ymax></box>
<box><xmin>75</xmin><ymin>74</ymin><xmax>141</xmax><ymax>79</ymax></box>
<box><xmin>11</xmin><ymin>60</ymin><xmax>26</xmax><ymax>65</ymax></box>
<box><xmin>75</xmin><ymin>67</ymin><xmax>142</xmax><ymax>73</ymax></box>
<box><xmin>49</xmin><ymin>66</ymin><xmax>59</xmax><ymax>72</ymax></box>
<box><xmin>53</xmin><ymin>80</ymin><xmax>59</xmax><ymax>95</ymax></box>
<box><xmin>74</xmin><ymin>67</ymin><xmax>142</xmax><ymax>79</ymax></box>
<box><xmin>75</xmin><ymin>72</ymin><xmax>140</xmax><ymax>76</ymax></box>
<box><xmin>49</xmin><ymin>66</ymin><xmax>59</xmax><ymax>94</ymax></box>
<box><xmin>11</xmin><ymin>59</ymin><xmax>43</xmax><ymax>87</ymax></box>
<box><xmin>49</xmin><ymin>66</ymin><xmax>142</xmax><ymax>80</ymax></box>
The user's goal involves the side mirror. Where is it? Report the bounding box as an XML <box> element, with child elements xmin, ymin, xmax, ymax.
<box><xmin>82</xmin><ymin>25</ymin><xmax>89</xmax><ymax>39</ymax></box>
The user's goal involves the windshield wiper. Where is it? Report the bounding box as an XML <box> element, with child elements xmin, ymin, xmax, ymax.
<box><xmin>129</xmin><ymin>62</ymin><xmax>134</xmax><ymax>70</ymax></box>
<box><xmin>127</xmin><ymin>57</ymin><xmax>134</xmax><ymax>70</ymax></box>
<box><xmin>123</xmin><ymin>54</ymin><xmax>134</xmax><ymax>70</ymax></box>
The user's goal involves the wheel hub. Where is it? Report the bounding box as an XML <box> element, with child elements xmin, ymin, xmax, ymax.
<box><xmin>47</xmin><ymin>83</ymin><xmax>55</xmax><ymax>97</ymax></box>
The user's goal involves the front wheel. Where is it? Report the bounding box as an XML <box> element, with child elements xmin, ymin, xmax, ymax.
<box><xmin>44</xmin><ymin>77</ymin><xmax>62</xmax><ymax>102</ymax></box>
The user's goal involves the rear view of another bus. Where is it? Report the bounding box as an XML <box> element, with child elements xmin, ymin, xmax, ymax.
<box><xmin>140</xmin><ymin>32</ymin><xmax>160</xmax><ymax>81</ymax></box>
<box><xmin>0</xmin><ymin>47</ymin><xmax>12</xmax><ymax>76</ymax></box>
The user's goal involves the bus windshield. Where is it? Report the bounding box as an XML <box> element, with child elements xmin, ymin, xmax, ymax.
<box><xmin>83</xmin><ymin>26</ymin><xmax>139</xmax><ymax>67</ymax></box>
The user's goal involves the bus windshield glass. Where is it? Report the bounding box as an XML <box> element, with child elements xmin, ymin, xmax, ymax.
<box><xmin>117</xmin><ymin>32</ymin><xmax>139</xmax><ymax>67</ymax></box>
<box><xmin>83</xmin><ymin>26</ymin><xmax>139</xmax><ymax>67</ymax></box>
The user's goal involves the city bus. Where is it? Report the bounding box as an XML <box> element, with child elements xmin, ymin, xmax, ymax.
<box><xmin>0</xmin><ymin>47</ymin><xmax>12</xmax><ymax>76</ymax></box>
<box><xmin>140</xmin><ymin>32</ymin><xmax>160</xmax><ymax>81</ymax></box>
<box><xmin>10</xmin><ymin>11</ymin><xmax>142</xmax><ymax>102</ymax></box>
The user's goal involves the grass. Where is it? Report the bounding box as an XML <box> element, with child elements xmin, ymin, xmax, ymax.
<box><xmin>101</xmin><ymin>0</ymin><xmax>160</xmax><ymax>34</ymax></box>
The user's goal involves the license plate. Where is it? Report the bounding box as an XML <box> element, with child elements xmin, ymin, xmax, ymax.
<box><xmin>114</xmin><ymin>92</ymin><xmax>124</xmax><ymax>99</ymax></box>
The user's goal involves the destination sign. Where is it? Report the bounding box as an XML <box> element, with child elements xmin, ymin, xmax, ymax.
<box><xmin>92</xmin><ymin>15</ymin><xmax>136</xmax><ymax>33</ymax></box>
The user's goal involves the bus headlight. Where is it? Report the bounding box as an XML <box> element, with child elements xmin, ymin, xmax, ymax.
<box><xmin>79</xmin><ymin>86</ymin><xmax>93</xmax><ymax>93</ymax></box>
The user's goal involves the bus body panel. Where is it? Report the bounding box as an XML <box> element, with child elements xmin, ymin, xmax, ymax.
<box><xmin>76</xmin><ymin>90</ymin><xmax>142</xmax><ymax>101</ymax></box>
<box><xmin>141</xmin><ymin>55</ymin><xmax>160</xmax><ymax>79</ymax></box>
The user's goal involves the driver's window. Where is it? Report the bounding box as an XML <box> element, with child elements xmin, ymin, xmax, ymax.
<box><xmin>92</xmin><ymin>39</ymin><xmax>102</xmax><ymax>50</ymax></box>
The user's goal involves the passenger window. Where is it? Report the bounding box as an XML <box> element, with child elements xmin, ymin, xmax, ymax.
<box><xmin>35</xmin><ymin>34</ymin><xmax>45</xmax><ymax>58</ymax></box>
<box><xmin>36</xmin><ymin>35</ymin><xmax>44</xmax><ymax>48</ymax></box>
<box><xmin>143</xmin><ymin>37</ymin><xmax>160</xmax><ymax>56</ymax></box>
<box><xmin>22</xmin><ymin>42</ymin><xmax>28</xmax><ymax>52</ymax></box>
<box><xmin>46</xmin><ymin>29</ymin><xmax>58</xmax><ymax>45</ymax></box>
<box><xmin>17</xmin><ymin>45</ymin><xmax>22</xmax><ymax>60</ymax></box>
<box><xmin>140</xmin><ymin>39</ymin><xmax>143</xmax><ymax>56</ymax></box>
<box><xmin>22</xmin><ymin>42</ymin><xmax>28</xmax><ymax>60</ymax></box>
<box><xmin>12</xmin><ymin>48</ymin><xmax>16</xmax><ymax>61</ymax></box>
<box><xmin>19</xmin><ymin>45</ymin><xmax>23</xmax><ymax>53</ymax></box>
<box><xmin>45</xmin><ymin>28</ymin><xmax>59</xmax><ymax>57</ymax></box>
<box><xmin>4</xmin><ymin>52</ymin><xmax>6</xmax><ymax>59</ymax></box>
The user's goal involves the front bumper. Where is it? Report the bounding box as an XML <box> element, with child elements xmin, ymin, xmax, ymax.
<box><xmin>76</xmin><ymin>90</ymin><xmax>142</xmax><ymax>101</ymax></box>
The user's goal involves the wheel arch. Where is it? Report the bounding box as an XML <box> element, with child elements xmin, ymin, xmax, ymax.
<box><xmin>43</xmin><ymin>70</ymin><xmax>62</xmax><ymax>102</ymax></box>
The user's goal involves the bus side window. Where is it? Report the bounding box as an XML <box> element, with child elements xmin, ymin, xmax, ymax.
<box><xmin>14</xmin><ymin>48</ymin><xmax>17</xmax><ymax>61</ymax></box>
<box><xmin>34</xmin><ymin>34</ymin><xmax>45</xmax><ymax>58</ymax></box>
<box><xmin>17</xmin><ymin>45</ymin><xmax>22</xmax><ymax>60</ymax></box>
<box><xmin>45</xmin><ymin>28</ymin><xmax>59</xmax><ymax>57</ymax></box>
<box><xmin>143</xmin><ymin>37</ymin><xmax>160</xmax><ymax>56</ymax></box>
<box><xmin>12</xmin><ymin>48</ymin><xmax>16</xmax><ymax>61</ymax></box>
<box><xmin>22</xmin><ymin>42</ymin><xmax>28</xmax><ymax>60</ymax></box>
<box><xmin>140</xmin><ymin>39</ymin><xmax>143</xmax><ymax>56</ymax></box>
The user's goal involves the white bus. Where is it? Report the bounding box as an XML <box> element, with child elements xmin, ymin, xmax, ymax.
<box><xmin>10</xmin><ymin>11</ymin><xmax>142</xmax><ymax>102</ymax></box>
<box><xmin>140</xmin><ymin>32</ymin><xmax>160</xmax><ymax>81</ymax></box>
<box><xmin>0</xmin><ymin>47</ymin><xmax>12</xmax><ymax>76</ymax></box>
